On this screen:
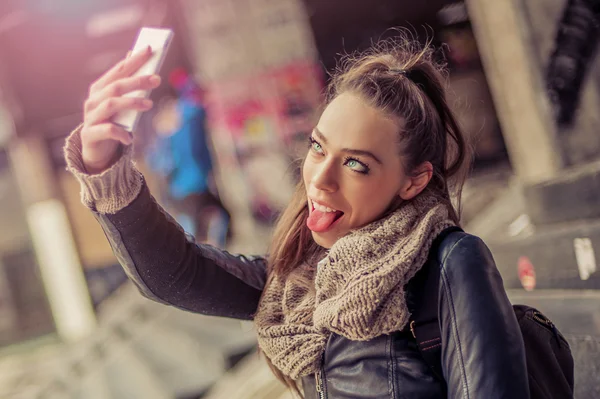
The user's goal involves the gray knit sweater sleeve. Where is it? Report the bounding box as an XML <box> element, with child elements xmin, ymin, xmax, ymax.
<box><xmin>63</xmin><ymin>124</ymin><xmax>143</xmax><ymax>214</ymax></box>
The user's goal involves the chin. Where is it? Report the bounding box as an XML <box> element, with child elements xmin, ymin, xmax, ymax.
<box><xmin>311</xmin><ymin>230</ymin><xmax>341</xmax><ymax>249</ymax></box>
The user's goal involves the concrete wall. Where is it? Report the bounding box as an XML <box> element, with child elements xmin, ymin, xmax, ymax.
<box><xmin>466</xmin><ymin>0</ymin><xmax>563</xmax><ymax>183</ymax></box>
<box><xmin>520</xmin><ymin>0</ymin><xmax>600</xmax><ymax>166</ymax></box>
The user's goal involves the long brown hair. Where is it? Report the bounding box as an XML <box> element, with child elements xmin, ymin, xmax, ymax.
<box><xmin>260</xmin><ymin>37</ymin><xmax>471</xmax><ymax>396</ymax></box>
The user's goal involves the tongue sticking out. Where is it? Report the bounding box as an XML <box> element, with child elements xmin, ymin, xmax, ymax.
<box><xmin>307</xmin><ymin>209</ymin><xmax>342</xmax><ymax>232</ymax></box>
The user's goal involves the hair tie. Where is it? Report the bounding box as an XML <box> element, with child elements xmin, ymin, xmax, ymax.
<box><xmin>389</xmin><ymin>68</ymin><xmax>407</xmax><ymax>75</ymax></box>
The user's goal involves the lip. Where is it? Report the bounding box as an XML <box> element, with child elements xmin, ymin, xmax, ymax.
<box><xmin>307</xmin><ymin>198</ymin><xmax>346</xmax><ymax>233</ymax></box>
<box><xmin>309</xmin><ymin>198</ymin><xmax>341</xmax><ymax>213</ymax></box>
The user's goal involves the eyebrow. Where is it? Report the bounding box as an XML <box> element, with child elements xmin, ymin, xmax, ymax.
<box><xmin>312</xmin><ymin>127</ymin><xmax>383</xmax><ymax>165</ymax></box>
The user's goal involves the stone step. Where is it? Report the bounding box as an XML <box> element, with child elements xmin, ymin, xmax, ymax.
<box><xmin>131</xmin><ymin>323</ymin><xmax>225</xmax><ymax>397</ymax></box>
<box><xmin>164</xmin><ymin>310</ymin><xmax>257</xmax><ymax>354</ymax></box>
<box><xmin>523</xmin><ymin>160</ymin><xmax>600</xmax><ymax>225</ymax></box>
<box><xmin>507</xmin><ymin>289</ymin><xmax>600</xmax><ymax>336</ymax></box>
<box><xmin>204</xmin><ymin>351</ymin><xmax>293</xmax><ymax>399</ymax></box>
<box><xmin>104</xmin><ymin>345</ymin><xmax>172</xmax><ymax>399</ymax></box>
<box><xmin>466</xmin><ymin>183</ymin><xmax>600</xmax><ymax>290</ymax></box>
<box><xmin>0</xmin><ymin>283</ymin><xmax>261</xmax><ymax>399</ymax></box>
<box><xmin>73</xmin><ymin>373</ymin><xmax>112</xmax><ymax>399</ymax></box>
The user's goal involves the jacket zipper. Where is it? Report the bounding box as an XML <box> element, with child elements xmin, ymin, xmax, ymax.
<box><xmin>315</xmin><ymin>351</ymin><xmax>327</xmax><ymax>399</ymax></box>
<box><xmin>315</xmin><ymin>351</ymin><xmax>326</xmax><ymax>399</ymax></box>
<box><xmin>315</xmin><ymin>369</ymin><xmax>325</xmax><ymax>399</ymax></box>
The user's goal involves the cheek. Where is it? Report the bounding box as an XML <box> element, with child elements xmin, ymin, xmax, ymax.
<box><xmin>346</xmin><ymin>179</ymin><xmax>399</xmax><ymax>221</ymax></box>
<box><xmin>302</xmin><ymin>159</ymin><xmax>312</xmax><ymax>186</ymax></box>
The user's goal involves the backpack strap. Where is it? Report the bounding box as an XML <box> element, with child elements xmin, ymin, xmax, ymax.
<box><xmin>409</xmin><ymin>226</ymin><xmax>463</xmax><ymax>383</ymax></box>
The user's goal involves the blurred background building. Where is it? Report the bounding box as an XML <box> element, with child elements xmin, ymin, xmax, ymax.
<box><xmin>0</xmin><ymin>0</ymin><xmax>598</xmax><ymax>398</ymax></box>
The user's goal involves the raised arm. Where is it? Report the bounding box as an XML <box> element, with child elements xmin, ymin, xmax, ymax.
<box><xmin>65</xmin><ymin>126</ymin><xmax>266</xmax><ymax>319</ymax></box>
<box><xmin>64</xmin><ymin>49</ymin><xmax>267</xmax><ymax>320</ymax></box>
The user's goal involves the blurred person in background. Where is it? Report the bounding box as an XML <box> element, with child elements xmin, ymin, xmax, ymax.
<box><xmin>65</xmin><ymin>39</ymin><xmax>529</xmax><ymax>398</ymax></box>
<box><xmin>146</xmin><ymin>68</ymin><xmax>231</xmax><ymax>247</ymax></box>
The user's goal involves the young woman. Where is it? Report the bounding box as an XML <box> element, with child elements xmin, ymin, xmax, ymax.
<box><xmin>65</xmin><ymin>39</ymin><xmax>529</xmax><ymax>398</ymax></box>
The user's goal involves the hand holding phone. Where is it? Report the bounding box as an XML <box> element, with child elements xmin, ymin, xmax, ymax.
<box><xmin>112</xmin><ymin>27</ymin><xmax>174</xmax><ymax>132</ymax></box>
<box><xmin>80</xmin><ymin>27</ymin><xmax>173</xmax><ymax>174</ymax></box>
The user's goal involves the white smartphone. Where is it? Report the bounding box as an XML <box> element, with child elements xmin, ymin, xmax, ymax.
<box><xmin>112</xmin><ymin>27</ymin><xmax>174</xmax><ymax>132</ymax></box>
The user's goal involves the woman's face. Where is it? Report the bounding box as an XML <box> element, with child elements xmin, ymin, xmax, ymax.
<box><xmin>303</xmin><ymin>92</ymin><xmax>412</xmax><ymax>248</ymax></box>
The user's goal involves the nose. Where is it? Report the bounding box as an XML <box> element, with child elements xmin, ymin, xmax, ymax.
<box><xmin>311</xmin><ymin>159</ymin><xmax>339</xmax><ymax>193</ymax></box>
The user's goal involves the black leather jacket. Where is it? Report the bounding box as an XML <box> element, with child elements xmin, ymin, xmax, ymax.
<box><xmin>93</xmin><ymin>183</ymin><xmax>529</xmax><ymax>398</ymax></box>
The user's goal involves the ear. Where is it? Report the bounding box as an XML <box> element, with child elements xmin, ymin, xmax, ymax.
<box><xmin>398</xmin><ymin>161</ymin><xmax>433</xmax><ymax>200</ymax></box>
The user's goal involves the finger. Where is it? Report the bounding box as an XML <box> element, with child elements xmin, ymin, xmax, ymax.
<box><xmin>90</xmin><ymin>46</ymin><xmax>153</xmax><ymax>95</ymax></box>
<box><xmin>84</xmin><ymin>123</ymin><xmax>133</xmax><ymax>146</ymax></box>
<box><xmin>86</xmin><ymin>74</ymin><xmax>161</xmax><ymax>112</ymax></box>
<box><xmin>85</xmin><ymin>96</ymin><xmax>153</xmax><ymax>126</ymax></box>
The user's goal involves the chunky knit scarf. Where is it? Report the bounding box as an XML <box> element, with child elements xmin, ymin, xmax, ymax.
<box><xmin>254</xmin><ymin>194</ymin><xmax>455</xmax><ymax>379</ymax></box>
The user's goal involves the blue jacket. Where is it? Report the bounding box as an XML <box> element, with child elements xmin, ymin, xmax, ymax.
<box><xmin>148</xmin><ymin>99</ymin><xmax>213</xmax><ymax>199</ymax></box>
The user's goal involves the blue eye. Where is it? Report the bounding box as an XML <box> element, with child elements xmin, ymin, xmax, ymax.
<box><xmin>309</xmin><ymin>137</ymin><xmax>324</xmax><ymax>154</ymax></box>
<box><xmin>344</xmin><ymin>157</ymin><xmax>370</xmax><ymax>174</ymax></box>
